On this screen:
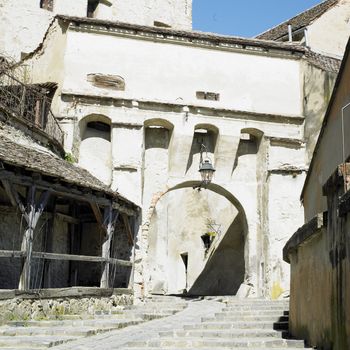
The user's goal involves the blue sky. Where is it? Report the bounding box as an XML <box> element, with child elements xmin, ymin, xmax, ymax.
<box><xmin>193</xmin><ymin>0</ymin><xmax>323</xmax><ymax>37</ymax></box>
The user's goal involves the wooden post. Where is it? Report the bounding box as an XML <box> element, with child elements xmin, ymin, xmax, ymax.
<box><xmin>19</xmin><ymin>186</ymin><xmax>36</xmax><ymax>291</ymax></box>
<box><xmin>128</xmin><ymin>215</ymin><xmax>138</xmax><ymax>289</ymax></box>
<box><xmin>1</xmin><ymin>181</ymin><xmax>51</xmax><ymax>291</ymax></box>
<box><xmin>35</xmin><ymin>99</ymin><xmax>41</xmax><ymax>126</ymax></box>
<box><xmin>100</xmin><ymin>205</ymin><xmax>119</xmax><ymax>288</ymax></box>
<box><xmin>42</xmin><ymin>198</ymin><xmax>56</xmax><ymax>288</ymax></box>
<box><xmin>18</xmin><ymin>187</ymin><xmax>50</xmax><ymax>291</ymax></box>
<box><xmin>69</xmin><ymin>201</ymin><xmax>79</xmax><ymax>286</ymax></box>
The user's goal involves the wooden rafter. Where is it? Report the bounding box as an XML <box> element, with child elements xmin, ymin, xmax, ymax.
<box><xmin>122</xmin><ymin>213</ymin><xmax>134</xmax><ymax>246</ymax></box>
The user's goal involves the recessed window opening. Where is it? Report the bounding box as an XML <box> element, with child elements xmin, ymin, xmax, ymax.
<box><xmin>87</xmin><ymin>121</ymin><xmax>110</xmax><ymax>133</ymax></box>
<box><xmin>87</xmin><ymin>0</ymin><xmax>100</xmax><ymax>18</ymax></box>
<box><xmin>238</xmin><ymin>133</ymin><xmax>258</xmax><ymax>155</ymax></box>
<box><xmin>83</xmin><ymin>121</ymin><xmax>111</xmax><ymax>142</ymax></box>
<box><xmin>40</xmin><ymin>0</ymin><xmax>54</xmax><ymax>11</ymax></box>
<box><xmin>196</xmin><ymin>91</ymin><xmax>220</xmax><ymax>101</ymax></box>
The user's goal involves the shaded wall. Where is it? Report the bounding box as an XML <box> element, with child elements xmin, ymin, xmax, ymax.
<box><xmin>285</xmin><ymin>166</ymin><xmax>350</xmax><ymax>350</ymax></box>
<box><xmin>189</xmin><ymin>215</ymin><xmax>245</xmax><ymax>295</ymax></box>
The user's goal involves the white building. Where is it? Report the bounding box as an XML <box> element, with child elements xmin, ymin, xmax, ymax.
<box><xmin>0</xmin><ymin>0</ymin><xmax>349</xmax><ymax>298</ymax></box>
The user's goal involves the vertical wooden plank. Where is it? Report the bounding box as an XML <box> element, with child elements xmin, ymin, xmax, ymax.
<box><xmin>42</xmin><ymin>198</ymin><xmax>56</xmax><ymax>288</ymax></box>
<box><xmin>69</xmin><ymin>201</ymin><xmax>79</xmax><ymax>286</ymax></box>
<box><xmin>19</xmin><ymin>185</ymin><xmax>36</xmax><ymax>291</ymax></box>
<box><xmin>18</xmin><ymin>188</ymin><xmax>51</xmax><ymax>291</ymax></box>
<box><xmin>122</xmin><ymin>213</ymin><xmax>134</xmax><ymax>246</ymax></box>
<box><xmin>100</xmin><ymin>206</ymin><xmax>119</xmax><ymax>288</ymax></box>
<box><xmin>19</xmin><ymin>86</ymin><xmax>26</xmax><ymax>117</ymax></box>
<box><xmin>128</xmin><ymin>215</ymin><xmax>138</xmax><ymax>289</ymax></box>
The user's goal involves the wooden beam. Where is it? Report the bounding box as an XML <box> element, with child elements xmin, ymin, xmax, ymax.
<box><xmin>0</xmin><ymin>250</ymin><xmax>132</xmax><ymax>267</ymax></box>
<box><xmin>56</xmin><ymin>212</ymin><xmax>80</xmax><ymax>225</ymax></box>
<box><xmin>31</xmin><ymin>252</ymin><xmax>132</xmax><ymax>266</ymax></box>
<box><xmin>0</xmin><ymin>250</ymin><xmax>25</xmax><ymax>258</ymax></box>
<box><xmin>0</xmin><ymin>170</ymin><xmax>136</xmax><ymax>215</ymax></box>
<box><xmin>89</xmin><ymin>201</ymin><xmax>105</xmax><ymax>228</ymax></box>
<box><xmin>1</xmin><ymin>180</ymin><xmax>29</xmax><ymax>221</ymax></box>
<box><xmin>0</xmin><ymin>287</ymin><xmax>133</xmax><ymax>300</ymax></box>
<box><xmin>122</xmin><ymin>213</ymin><xmax>134</xmax><ymax>245</ymax></box>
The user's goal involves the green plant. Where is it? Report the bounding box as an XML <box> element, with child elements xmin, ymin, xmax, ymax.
<box><xmin>64</xmin><ymin>153</ymin><xmax>75</xmax><ymax>163</ymax></box>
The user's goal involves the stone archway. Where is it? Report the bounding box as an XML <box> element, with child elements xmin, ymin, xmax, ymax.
<box><xmin>145</xmin><ymin>181</ymin><xmax>248</xmax><ymax>296</ymax></box>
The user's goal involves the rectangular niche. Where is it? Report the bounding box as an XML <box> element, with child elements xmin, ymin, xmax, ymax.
<box><xmin>196</xmin><ymin>91</ymin><xmax>220</xmax><ymax>101</ymax></box>
<box><xmin>87</xmin><ymin>74</ymin><xmax>125</xmax><ymax>91</ymax></box>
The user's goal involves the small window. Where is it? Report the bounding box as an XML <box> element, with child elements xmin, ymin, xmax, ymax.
<box><xmin>87</xmin><ymin>0</ymin><xmax>99</xmax><ymax>18</ymax></box>
<box><xmin>40</xmin><ymin>0</ymin><xmax>54</xmax><ymax>11</ymax></box>
<box><xmin>196</xmin><ymin>91</ymin><xmax>220</xmax><ymax>101</ymax></box>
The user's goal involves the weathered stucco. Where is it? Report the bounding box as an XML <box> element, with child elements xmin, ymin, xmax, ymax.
<box><xmin>286</xmin><ymin>167</ymin><xmax>350</xmax><ymax>350</ymax></box>
<box><xmin>92</xmin><ymin>0</ymin><xmax>192</xmax><ymax>30</ymax></box>
<box><xmin>1</xmin><ymin>3</ymin><xmax>346</xmax><ymax>300</ymax></box>
<box><xmin>303</xmin><ymin>41</ymin><xmax>350</xmax><ymax>222</ymax></box>
<box><xmin>0</xmin><ymin>0</ymin><xmax>191</xmax><ymax>61</ymax></box>
<box><xmin>307</xmin><ymin>0</ymin><xmax>350</xmax><ymax>58</ymax></box>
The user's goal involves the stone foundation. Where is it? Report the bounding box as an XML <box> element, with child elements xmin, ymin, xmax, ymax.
<box><xmin>0</xmin><ymin>293</ymin><xmax>133</xmax><ymax>324</ymax></box>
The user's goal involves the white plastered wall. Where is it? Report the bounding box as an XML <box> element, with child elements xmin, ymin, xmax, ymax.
<box><xmin>94</xmin><ymin>0</ymin><xmax>192</xmax><ymax>30</ymax></box>
<box><xmin>307</xmin><ymin>0</ymin><xmax>350</xmax><ymax>58</ymax></box>
<box><xmin>60</xmin><ymin>30</ymin><xmax>302</xmax><ymax>117</ymax></box>
<box><xmin>0</xmin><ymin>0</ymin><xmax>86</xmax><ymax>61</ymax></box>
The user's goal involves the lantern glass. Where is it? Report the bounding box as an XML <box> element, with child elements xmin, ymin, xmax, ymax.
<box><xmin>199</xmin><ymin>159</ymin><xmax>216</xmax><ymax>185</ymax></box>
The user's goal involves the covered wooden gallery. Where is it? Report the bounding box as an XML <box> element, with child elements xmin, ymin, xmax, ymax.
<box><xmin>0</xmin><ymin>136</ymin><xmax>139</xmax><ymax>295</ymax></box>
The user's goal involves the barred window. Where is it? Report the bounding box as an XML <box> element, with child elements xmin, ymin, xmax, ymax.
<box><xmin>40</xmin><ymin>0</ymin><xmax>54</xmax><ymax>11</ymax></box>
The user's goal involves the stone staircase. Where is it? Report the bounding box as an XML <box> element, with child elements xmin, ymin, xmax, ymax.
<box><xmin>0</xmin><ymin>297</ymin><xmax>314</xmax><ymax>349</ymax></box>
<box><xmin>0</xmin><ymin>296</ymin><xmax>188</xmax><ymax>349</ymax></box>
<box><xmin>119</xmin><ymin>298</ymin><xmax>312</xmax><ymax>349</ymax></box>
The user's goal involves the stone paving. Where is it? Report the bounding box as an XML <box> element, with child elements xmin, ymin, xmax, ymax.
<box><xmin>53</xmin><ymin>297</ymin><xmax>221</xmax><ymax>350</ymax></box>
<box><xmin>0</xmin><ymin>296</ymin><xmax>314</xmax><ymax>349</ymax></box>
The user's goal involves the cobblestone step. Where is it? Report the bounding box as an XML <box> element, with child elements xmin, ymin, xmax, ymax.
<box><xmin>126</xmin><ymin>337</ymin><xmax>307</xmax><ymax>348</ymax></box>
<box><xmin>0</xmin><ymin>335</ymin><xmax>77</xmax><ymax>348</ymax></box>
<box><xmin>115</xmin><ymin>298</ymin><xmax>311</xmax><ymax>350</ymax></box>
<box><xmin>0</xmin><ymin>296</ymin><xmax>189</xmax><ymax>349</ymax></box>
<box><xmin>120</xmin><ymin>348</ymin><xmax>306</xmax><ymax>350</ymax></box>
<box><xmin>0</xmin><ymin>325</ymin><xmax>117</xmax><ymax>337</ymax></box>
<box><xmin>202</xmin><ymin>315</ymin><xmax>288</xmax><ymax>322</ymax></box>
<box><xmin>184</xmin><ymin>321</ymin><xmax>282</xmax><ymax>330</ymax></box>
<box><xmin>158</xmin><ymin>329</ymin><xmax>284</xmax><ymax>338</ymax></box>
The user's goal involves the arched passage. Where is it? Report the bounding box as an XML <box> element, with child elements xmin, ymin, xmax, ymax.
<box><xmin>146</xmin><ymin>181</ymin><xmax>247</xmax><ymax>296</ymax></box>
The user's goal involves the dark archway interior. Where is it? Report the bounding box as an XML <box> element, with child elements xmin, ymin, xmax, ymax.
<box><xmin>188</xmin><ymin>214</ymin><xmax>245</xmax><ymax>296</ymax></box>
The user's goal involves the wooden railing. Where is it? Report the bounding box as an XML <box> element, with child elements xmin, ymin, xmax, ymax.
<box><xmin>0</xmin><ymin>70</ymin><xmax>64</xmax><ymax>146</ymax></box>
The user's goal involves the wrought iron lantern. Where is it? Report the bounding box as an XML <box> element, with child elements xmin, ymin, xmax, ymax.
<box><xmin>198</xmin><ymin>144</ymin><xmax>216</xmax><ymax>187</ymax></box>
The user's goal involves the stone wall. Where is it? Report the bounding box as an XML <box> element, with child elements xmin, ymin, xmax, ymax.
<box><xmin>0</xmin><ymin>292</ymin><xmax>133</xmax><ymax>324</ymax></box>
<box><xmin>284</xmin><ymin>165</ymin><xmax>350</xmax><ymax>350</ymax></box>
